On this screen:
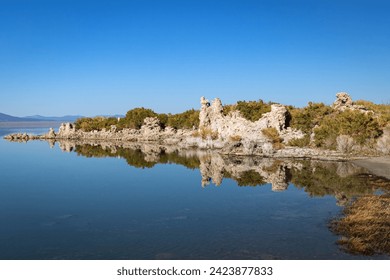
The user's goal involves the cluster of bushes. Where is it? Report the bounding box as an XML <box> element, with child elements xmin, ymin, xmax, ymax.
<box><xmin>74</xmin><ymin>116</ymin><xmax>118</xmax><ymax>131</ymax></box>
<box><xmin>354</xmin><ymin>100</ymin><xmax>390</xmax><ymax>127</ymax></box>
<box><xmin>117</xmin><ymin>107</ymin><xmax>159</xmax><ymax>130</ymax></box>
<box><xmin>223</xmin><ymin>99</ymin><xmax>272</xmax><ymax>121</ymax></box>
<box><xmin>165</xmin><ymin>109</ymin><xmax>199</xmax><ymax>129</ymax></box>
<box><xmin>75</xmin><ymin>108</ymin><xmax>199</xmax><ymax>132</ymax></box>
<box><xmin>289</xmin><ymin>102</ymin><xmax>333</xmax><ymax>134</ymax></box>
<box><xmin>313</xmin><ymin>110</ymin><xmax>382</xmax><ymax>149</ymax></box>
<box><xmin>288</xmin><ymin>101</ymin><xmax>385</xmax><ymax>150</ymax></box>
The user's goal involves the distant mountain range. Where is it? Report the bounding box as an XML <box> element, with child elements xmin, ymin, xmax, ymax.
<box><xmin>24</xmin><ymin>115</ymin><xmax>84</xmax><ymax>122</ymax></box>
<box><xmin>0</xmin><ymin>112</ymin><xmax>124</xmax><ymax>122</ymax></box>
<box><xmin>0</xmin><ymin>113</ymin><xmax>37</xmax><ymax>122</ymax></box>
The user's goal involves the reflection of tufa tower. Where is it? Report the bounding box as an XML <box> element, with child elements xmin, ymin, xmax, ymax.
<box><xmin>198</xmin><ymin>154</ymin><xmax>291</xmax><ymax>190</ymax></box>
<box><xmin>269</xmin><ymin>165</ymin><xmax>290</xmax><ymax>192</ymax></box>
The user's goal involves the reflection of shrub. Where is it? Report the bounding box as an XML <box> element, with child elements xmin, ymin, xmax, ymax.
<box><xmin>262</xmin><ymin>127</ymin><xmax>284</xmax><ymax>149</ymax></box>
<box><xmin>233</xmin><ymin>170</ymin><xmax>266</xmax><ymax>187</ymax></box>
<box><xmin>199</xmin><ymin>127</ymin><xmax>219</xmax><ymax>140</ymax></box>
<box><xmin>75</xmin><ymin>145</ymin><xmax>201</xmax><ymax>170</ymax></box>
<box><xmin>290</xmin><ymin>161</ymin><xmax>371</xmax><ymax>197</ymax></box>
<box><xmin>331</xmin><ymin>195</ymin><xmax>390</xmax><ymax>255</ymax></box>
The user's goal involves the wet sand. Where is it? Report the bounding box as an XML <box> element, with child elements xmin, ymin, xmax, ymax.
<box><xmin>353</xmin><ymin>157</ymin><xmax>390</xmax><ymax>180</ymax></box>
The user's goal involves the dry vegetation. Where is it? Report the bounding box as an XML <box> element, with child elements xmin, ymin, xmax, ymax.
<box><xmin>331</xmin><ymin>195</ymin><xmax>390</xmax><ymax>255</ymax></box>
<box><xmin>199</xmin><ymin>127</ymin><xmax>219</xmax><ymax>140</ymax></box>
<box><xmin>261</xmin><ymin>127</ymin><xmax>284</xmax><ymax>149</ymax></box>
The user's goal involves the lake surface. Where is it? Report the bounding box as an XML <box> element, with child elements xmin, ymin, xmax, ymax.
<box><xmin>0</xmin><ymin>126</ymin><xmax>388</xmax><ymax>260</ymax></box>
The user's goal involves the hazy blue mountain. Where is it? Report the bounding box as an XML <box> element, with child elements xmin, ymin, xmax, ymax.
<box><xmin>1</xmin><ymin>112</ymin><xmax>124</xmax><ymax>122</ymax></box>
<box><xmin>0</xmin><ymin>113</ymin><xmax>38</xmax><ymax>122</ymax></box>
<box><xmin>24</xmin><ymin>115</ymin><xmax>84</xmax><ymax>122</ymax></box>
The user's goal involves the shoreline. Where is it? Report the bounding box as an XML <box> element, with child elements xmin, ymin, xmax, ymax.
<box><xmin>2</xmin><ymin>123</ymin><xmax>388</xmax><ymax>162</ymax></box>
<box><xmin>353</xmin><ymin>157</ymin><xmax>390</xmax><ymax>180</ymax></box>
<box><xmin>2</xmin><ymin>134</ymin><xmax>359</xmax><ymax>161</ymax></box>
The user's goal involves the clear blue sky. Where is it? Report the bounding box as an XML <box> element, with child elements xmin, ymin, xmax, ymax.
<box><xmin>1</xmin><ymin>0</ymin><xmax>389</xmax><ymax>116</ymax></box>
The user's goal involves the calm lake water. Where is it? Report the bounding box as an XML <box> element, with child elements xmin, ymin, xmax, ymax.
<box><xmin>0</xmin><ymin>126</ymin><xmax>388</xmax><ymax>260</ymax></box>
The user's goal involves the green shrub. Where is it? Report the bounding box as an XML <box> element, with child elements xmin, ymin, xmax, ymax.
<box><xmin>354</xmin><ymin>100</ymin><xmax>390</xmax><ymax>128</ymax></box>
<box><xmin>314</xmin><ymin>110</ymin><xmax>382</xmax><ymax>149</ymax></box>
<box><xmin>222</xmin><ymin>104</ymin><xmax>236</xmax><ymax>116</ymax></box>
<box><xmin>74</xmin><ymin>116</ymin><xmax>118</xmax><ymax>132</ymax></box>
<box><xmin>289</xmin><ymin>102</ymin><xmax>334</xmax><ymax>134</ymax></box>
<box><xmin>287</xmin><ymin>135</ymin><xmax>310</xmax><ymax>147</ymax></box>
<box><xmin>166</xmin><ymin>109</ymin><xmax>199</xmax><ymax>129</ymax></box>
<box><xmin>235</xmin><ymin>100</ymin><xmax>272</xmax><ymax>122</ymax></box>
<box><xmin>118</xmin><ymin>107</ymin><xmax>158</xmax><ymax>129</ymax></box>
<box><xmin>157</xmin><ymin>113</ymin><xmax>169</xmax><ymax>128</ymax></box>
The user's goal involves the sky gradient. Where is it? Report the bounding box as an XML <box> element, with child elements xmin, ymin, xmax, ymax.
<box><xmin>1</xmin><ymin>0</ymin><xmax>389</xmax><ymax>116</ymax></box>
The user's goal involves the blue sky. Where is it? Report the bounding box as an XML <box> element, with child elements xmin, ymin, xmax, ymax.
<box><xmin>0</xmin><ymin>0</ymin><xmax>389</xmax><ymax>116</ymax></box>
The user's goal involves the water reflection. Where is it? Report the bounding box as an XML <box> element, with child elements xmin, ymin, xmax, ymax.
<box><xmin>51</xmin><ymin>140</ymin><xmax>388</xmax><ymax>206</ymax></box>
<box><xmin>3</xmin><ymin>136</ymin><xmax>390</xmax><ymax>259</ymax></box>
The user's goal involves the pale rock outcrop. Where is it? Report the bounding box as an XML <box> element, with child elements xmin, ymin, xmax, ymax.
<box><xmin>333</xmin><ymin>92</ymin><xmax>353</xmax><ymax>110</ymax></box>
<box><xmin>332</xmin><ymin>92</ymin><xmax>370</xmax><ymax>113</ymax></box>
<box><xmin>57</xmin><ymin>123</ymin><xmax>76</xmax><ymax>138</ymax></box>
<box><xmin>45</xmin><ymin>128</ymin><xmax>56</xmax><ymax>139</ymax></box>
<box><xmin>336</xmin><ymin>135</ymin><xmax>355</xmax><ymax>153</ymax></box>
<box><xmin>140</xmin><ymin>117</ymin><xmax>162</xmax><ymax>141</ymax></box>
<box><xmin>376</xmin><ymin>127</ymin><xmax>390</xmax><ymax>155</ymax></box>
<box><xmin>198</xmin><ymin>96</ymin><xmax>303</xmax><ymax>149</ymax></box>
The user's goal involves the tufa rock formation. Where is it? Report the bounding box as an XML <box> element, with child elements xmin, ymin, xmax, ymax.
<box><xmin>199</xmin><ymin>97</ymin><xmax>289</xmax><ymax>137</ymax></box>
<box><xmin>332</xmin><ymin>92</ymin><xmax>371</xmax><ymax>113</ymax></box>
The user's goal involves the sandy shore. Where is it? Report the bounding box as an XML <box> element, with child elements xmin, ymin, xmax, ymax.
<box><xmin>353</xmin><ymin>157</ymin><xmax>390</xmax><ymax>180</ymax></box>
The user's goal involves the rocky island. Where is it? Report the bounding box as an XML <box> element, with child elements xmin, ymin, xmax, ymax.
<box><xmin>4</xmin><ymin>92</ymin><xmax>390</xmax><ymax>160</ymax></box>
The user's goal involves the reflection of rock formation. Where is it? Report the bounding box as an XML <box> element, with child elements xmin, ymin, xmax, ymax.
<box><xmin>50</xmin><ymin>140</ymin><xmax>388</xmax><ymax>203</ymax></box>
<box><xmin>59</xmin><ymin>141</ymin><xmax>74</xmax><ymax>152</ymax></box>
<box><xmin>199</xmin><ymin>154</ymin><xmax>294</xmax><ymax>191</ymax></box>
<box><xmin>268</xmin><ymin>165</ymin><xmax>291</xmax><ymax>192</ymax></box>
